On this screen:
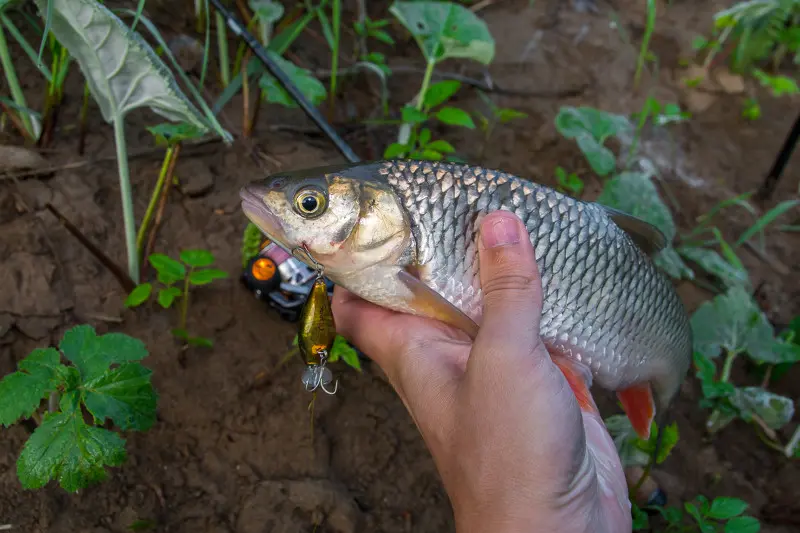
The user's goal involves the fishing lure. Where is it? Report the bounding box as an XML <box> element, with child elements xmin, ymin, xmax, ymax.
<box><xmin>293</xmin><ymin>245</ymin><xmax>339</xmax><ymax>395</ymax></box>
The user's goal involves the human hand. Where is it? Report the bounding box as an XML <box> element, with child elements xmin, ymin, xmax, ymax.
<box><xmin>332</xmin><ymin>211</ymin><xmax>632</xmax><ymax>533</ymax></box>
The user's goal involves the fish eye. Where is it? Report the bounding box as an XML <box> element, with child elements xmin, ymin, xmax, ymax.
<box><xmin>294</xmin><ymin>188</ymin><xmax>327</xmax><ymax>217</ymax></box>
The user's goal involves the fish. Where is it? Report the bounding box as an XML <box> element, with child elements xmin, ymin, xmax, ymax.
<box><xmin>239</xmin><ymin>159</ymin><xmax>693</xmax><ymax>441</ymax></box>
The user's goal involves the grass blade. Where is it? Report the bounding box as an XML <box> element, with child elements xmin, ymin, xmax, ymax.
<box><xmin>735</xmin><ymin>199</ymin><xmax>800</xmax><ymax>247</ymax></box>
<box><xmin>0</xmin><ymin>14</ymin><xmax>53</xmax><ymax>82</ymax></box>
<box><xmin>36</xmin><ymin>0</ymin><xmax>53</xmax><ymax>66</ymax></box>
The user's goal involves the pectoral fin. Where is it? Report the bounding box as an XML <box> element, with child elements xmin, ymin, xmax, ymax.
<box><xmin>397</xmin><ymin>269</ymin><xmax>479</xmax><ymax>340</ymax></box>
<box><xmin>551</xmin><ymin>355</ymin><xmax>598</xmax><ymax>415</ymax></box>
<box><xmin>617</xmin><ymin>384</ymin><xmax>655</xmax><ymax>440</ymax></box>
<box><xmin>601</xmin><ymin>205</ymin><xmax>667</xmax><ymax>256</ymax></box>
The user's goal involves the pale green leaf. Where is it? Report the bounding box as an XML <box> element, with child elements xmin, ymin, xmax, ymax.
<box><xmin>655</xmin><ymin>246</ymin><xmax>695</xmax><ymax>280</ymax></box>
<box><xmin>690</xmin><ymin>286</ymin><xmax>779</xmax><ymax>361</ymax></box>
<box><xmin>402</xmin><ymin>105</ymin><xmax>428</xmax><ymax>124</ymax></box>
<box><xmin>0</xmin><ymin>348</ymin><xmax>65</xmax><ymax>427</ymax></box>
<box><xmin>33</xmin><ymin>0</ymin><xmax>211</xmax><ymax>132</ymax></box>
<box><xmin>729</xmin><ymin>387</ymin><xmax>795</xmax><ymax>430</ymax></box>
<box><xmin>249</xmin><ymin>0</ymin><xmax>284</xmax><ymax>25</ymax></box>
<box><xmin>597</xmin><ymin>171</ymin><xmax>676</xmax><ymax>241</ymax></box>
<box><xmin>82</xmin><ymin>363</ymin><xmax>158</xmax><ymax>431</ymax></box>
<box><xmin>678</xmin><ymin>246</ymin><xmax>749</xmax><ymax>289</ymax></box>
<box><xmin>17</xmin><ymin>392</ymin><xmax>127</xmax><ymax>492</ymax></box>
<box><xmin>389</xmin><ymin>1</ymin><xmax>495</xmax><ymax>65</ymax></box>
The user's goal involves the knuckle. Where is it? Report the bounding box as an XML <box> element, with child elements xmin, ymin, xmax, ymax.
<box><xmin>481</xmin><ymin>273</ymin><xmax>540</xmax><ymax>303</ymax></box>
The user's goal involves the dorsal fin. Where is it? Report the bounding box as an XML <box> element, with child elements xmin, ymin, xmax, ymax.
<box><xmin>600</xmin><ymin>205</ymin><xmax>668</xmax><ymax>256</ymax></box>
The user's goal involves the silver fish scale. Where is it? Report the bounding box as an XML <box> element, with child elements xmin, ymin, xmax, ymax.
<box><xmin>379</xmin><ymin>160</ymin><xmax>692</xmax><ymax>393</ymax></box>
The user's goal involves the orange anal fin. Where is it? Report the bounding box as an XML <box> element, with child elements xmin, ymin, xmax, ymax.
<box><xmin>552</xmin><ymin>357</ymin><xmax>598</xmax><ymax>415</ymax></box>
<box><xmin>617</xmin><ymin>385</ymin><xmax>655</xmax><ymax>440</ymax></box>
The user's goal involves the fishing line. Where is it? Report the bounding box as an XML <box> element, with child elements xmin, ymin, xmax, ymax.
<box><xmin>208</xmin><ymin>0</ymin><xmax>362</xmax><ymax>164</ymax></box>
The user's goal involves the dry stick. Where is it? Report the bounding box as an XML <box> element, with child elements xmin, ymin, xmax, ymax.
<box><xmin>242</xmin><ymin>49</ymin><xmax>253</xmax><ymax>137</ymax></box>
<box><xmin>44</xmin><ymin>203</ymin><xmax>136</xmax><ymax>292</ymax></box>
<box><xmin>142</xmin><ymin>143</ymin><xmax>181</xmax><ymax>276</ymax></box>
<box><xmin>0</xmin><ymin>138</ymin><xmax>222</xmax><ymax>181</ymax></box>
<box><xmin>0</xmin><ymin>101</ymin><xmax>34</xmax><ymax>144</ymax></box>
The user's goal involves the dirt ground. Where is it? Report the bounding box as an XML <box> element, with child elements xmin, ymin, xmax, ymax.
<box><xmin>1</xmin><ymin>0</ymin><xmax>799</xmax><ymax>531</ymax></box>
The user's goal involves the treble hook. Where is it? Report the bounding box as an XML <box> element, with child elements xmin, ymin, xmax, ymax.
<box><xmin>301</xmin><ymin>352</ymin><xmax>339</xmax><ymax>395</ymax></box>
<box><xmin>292</xmin><ymin>244</ymin><xmax>324</xmax><ymax>276</ymax></box>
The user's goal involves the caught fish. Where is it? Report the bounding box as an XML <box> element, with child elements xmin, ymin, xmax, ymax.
<box><xmin>240</xmin><ymin>160</ymin><xmax>693</xmax><ymax>440</ymax></box>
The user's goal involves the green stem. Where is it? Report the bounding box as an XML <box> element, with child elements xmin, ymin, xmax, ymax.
<box><xmin>328</xmin><ymin>0</ymin><xmax>341</xmax><ymax>117</ymax></box>
<box><xmin>633</xmin><ymin>0</ymin><xmax>656</xmax><ymax>90</ymax></box>
<box><xmin>136</xmin><ymin>147</ymin><xmax>176</xmax><ymax>258</ymax></box>
<box><xmin>707</xmin><ymin>350</ymin><xmax>739</xmax><ymax>432</ymax></box>
<box><xmin>416</xmin><ymin>60</ymin><xmax>436</xmax><ymax>112</ymax></box>
<box><xmin>180</xmin><ymin>271</ymin><xmax>191</xmax><ymax>331</ymax></box>
<box><xmin>78</xmin><ymin>82</ymin><xmax>90</xmax><ymax>154</ymax></box>
<box><xmin>216</xmin><ymin>11</ymin><xmax>230</xmax><ymax>87</ymax></box>
<box><xmin>0</xmin><ymin>25</ymin><xmax>36</xmax><ymax>139</ymax></box>
<box><xmin>112</xmin><ymin>118</ymin><xmax>140</xmax><ymax>285</ymax></box>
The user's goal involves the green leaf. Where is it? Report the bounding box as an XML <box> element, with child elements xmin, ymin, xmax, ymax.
<box><xmin>171</xmin><ymin>328</ymin><xmax>189</xmax><ymax>340</ymax></box>
<box><xmin>179</xmin><ymin>249</ymin><xmax>215</xmax><ymax>268</ymax></box>
<box><xmin>690</xmin><ymin>286</ymin><xmax>781</xmax><ymax>362</ymax></box>
<box><xmin>17</xmin><ymin>392</ymin><xmax>127</xmax><ymax>492</ymax></box>
<box><xmin>158</xmin><ymin>287</ymin><xmax>181</xmax><ymax>308</ymax></box>
<box><xmin>735</xmin><ymin>199</ymin><xmax>799</xmax><ymax>248</ymax></box>
<box><xmin>707</xmin><ymin>497</ymin><xmax>748</xmax><ymax>520</ymax></box>
<box><xmin>402</xmin><ymin>105</ymin><xmax>428</xmax><ymax>124</ymax></box>
<box><xmin>82</xmin><ymin>363</ymin><xmax>158</xmax><ymax>431</ymax></box>
<box><xmin>189</xmin><ymin>268</ymin><xmax>228</xmax><ymax>285</ymax></box>
<box><xmin>0</xmin><ymin>348</ymin><xmax>65</xmax><ymax>427</ymax></box>
<box><xmin>148</xmin><ymin>253</ymin><xmax>186</xmax><ymax>284</ymax></box>
<box><xmin>32</xmin><ymin>0</ymin><xmax>213</xmax><ymax>132</ymax></box>
<box><xmin>187</xmin><ymin>336</ymin><xmax>213</xmax><ymax>348</ymax></box>
<box><xmin>576</xmin><ymin>133</ymin><xmax>616</xmax><ymax>176</ymax></box>
<box><xmin>384</xmin><ymin>142</ymin><xmax>408</xmax><ymax>159</ymax></box>
<box><xmin>724</xmin><ymin>516</ymin><xmax>760</xmax><ymax>533</ymax></box>
<box><xmin>259</xmin><ymin>52</ymin><xmax>326</xmax><ymax>108</ymax></box>
<box><xmin>436</xmin><ymin>106</ymin><xmax>475</xmax><ymax>128</ymax></box>
<box><xmin>597</xmin><ymin>171</ymin><xmax>676</xmax><ymax>241</ymax></box>
<box><xmin>685</xmin><ymin>501</ymin><xmax>704</xmax><ymax>525</ymax></box>
<box><xmin>655</xmin><ymin>246</ymin><xmax>695</xmax><ymax>280</ymax></box>
<box><xmin>59</xmin><ymin>325</ymin><xmax>149</xmax><ymax>382</ymax></box>
<box><xmin>249</xmin><ymin>0</ymin><xmax>284</xmax><ymax>26</ymax></box>
<box><xmin>331</xmin><ymin>335</ymin><xmax>361</xmax><ymax>372</ymax></box>
<box><xmin>632</xmin><ymin>504</ymin><xmax>649</xmax><ymax>530</ymax></box>
<box><xmin>426</xmin><ymin>139</ymin><xmax>456</xmax><ymax>153</ymax></box>
<box><xmin>604</xmin><ymin>414</ymin><xmax>651</xmax><ymax>468</ymax></box>
<box><xmin>418</xmin><ymin>127</ymin><xmax>432</xmax><ymax>146</ymax></box>
<box><xmin>555</xmin><ymin>106</ymin><xmax>631</xmax><ymax>145</ymax></box>
<box><xmin>678</xmin><ymin>246</ymin><xmax>749</xmax><ymax>289</ymax></box>
<box><xmin>497</xmin><ymin>107</ymin><xmax>528</xmax><ymax>123</ymax></box>
<box><xmin>729</xmin><ymin>387</ymin><xmax>794</xmax><ymax>430</ymax></box>
<box><xmin>424</xmin><ymin>80</ymin><xmax>461</xmax><ymax>108</ymax></box>
<box><xmin>124</xmin><ymin>283</ymin><xmax>152</xmax><ymax>308</ymax></box>
<box><xmin>146</xmin><ymin>122</ymin><xmax>205</xmax><ymax>146</ymax></box>
<box><xmin>390</xmin><ymin>1</ymin><xmax>495</xmax><ymax>65</ymax></box>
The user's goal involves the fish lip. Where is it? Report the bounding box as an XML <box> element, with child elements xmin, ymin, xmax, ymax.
<box><xmin>239</xmin><ymin>185</ymin><xmax>283</xmax><ymax>238</ymax></box>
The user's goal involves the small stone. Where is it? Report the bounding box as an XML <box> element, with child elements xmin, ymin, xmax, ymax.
<box><xmin>682</xmin><ymin>90</ymin><xmax>717</xmax><ymax>114</ymax></box>
<box><xmin>714</xmin><ymin>68</ymin><xmax>746</xmax><ymax>94</ymax></box>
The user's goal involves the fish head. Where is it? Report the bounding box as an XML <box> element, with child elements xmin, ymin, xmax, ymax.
<box><xmin>239</xmin><ymin>162</ymin><xmax>412</xmax><ymax>274</ymax></box>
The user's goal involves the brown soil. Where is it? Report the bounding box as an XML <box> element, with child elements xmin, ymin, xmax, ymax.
<box><xmin>1</xmin><ymin>1</ymin><xmax>799</xmax><ymax>532</ymax></box>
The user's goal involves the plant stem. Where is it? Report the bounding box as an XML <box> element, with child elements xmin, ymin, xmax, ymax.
<box><xmin>112</xmin><ymin>119</ymin><xmax>140</xmax><ymax>285</ymax></box>
<box><xmin>180</xmin><ymin>271</ymin><xmax>191</xmax><ymax>331</ymax></box>
<box><xmin>137</xmin><ymin>146</ymin><xmax>176</xmax><ymax>257</ymax></box>
<box><xmin>216</xmin><ymin>11</ymin><xmax>230</xmax><ymax>87</ymax></box>
<box><xmin>48</xmin><ymin>391</ymin><xmax>59</xmax><ymax>412</ymax></box>
<box><xmin>707</xmin><ymin>350</ymin><xmax>739</xmax><ymax>433</ymax></box>
<box><xmin>633</xmin><ymin>0</ymin><xmax>656</xmax><ymax>90</ymax></box>
<box><xmin>785</xmin><ymin>423</ymin><xmax>800</xmax><ymax>458</ymax></box>
<box><xmin>415</xmin><ymin>60</ymin><xmax>436</xmax><ymax>112</ymax></box>
<box><xmin>328</xmin><ymin>0</ymin><xmax>341</xmax><ymax>119</ymax></box>
<box><xmin>0</xmin><ymin>25</ymin><xmax>36</xmax><ymax>140</ymax></box>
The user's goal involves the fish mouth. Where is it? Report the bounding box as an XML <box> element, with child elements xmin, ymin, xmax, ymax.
<box><xmin>239</xmin><ymin>185</ymin><xmax>285</xmax><ymax>243</ymax></box>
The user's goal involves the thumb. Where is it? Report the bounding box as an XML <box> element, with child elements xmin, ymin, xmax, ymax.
<box><xmin>471</xmin><ymin>211</ymin><xmax>545</xmax><ymax>371</ymax></box>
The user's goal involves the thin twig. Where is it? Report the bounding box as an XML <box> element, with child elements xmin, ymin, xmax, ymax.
<box><xmin>0</xmin><ymin>137</ymin><xmax>223</xmax><ymax>181</ymax></box>
<box><xmin>44</xmin><ymin>203</ymin><xmax>136</xmax><ymax>292</ymax></box>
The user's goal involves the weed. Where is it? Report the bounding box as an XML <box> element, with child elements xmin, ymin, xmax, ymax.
<box><xmin>634</xmin><ymin>494</ymin><xmax>762</xmax><ymax>532</ymax></box>
<box><xmin>554</xmin><ymin>166</ymin><xmax>585</xmax><ymax>196</ymax></box>
<box><xmin>125</xmin><ymin>250</ymin><xmax>229</xmax><ymax>347</ymax></box>
<box><xmin>634</xmin><ymin>0</ymin><xmax>658</xmax><ymax>89</ymax></box>
<box><xmin>0</xmin><ymin>325</ymin><xmax>157</xmax><ymax>492</ymax></box>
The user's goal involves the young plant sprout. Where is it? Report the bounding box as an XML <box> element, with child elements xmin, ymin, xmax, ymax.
<box><xmin>125</xmin><ymin>250</ymin><xmax>229</xmax><ymax>348</ymax></box>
